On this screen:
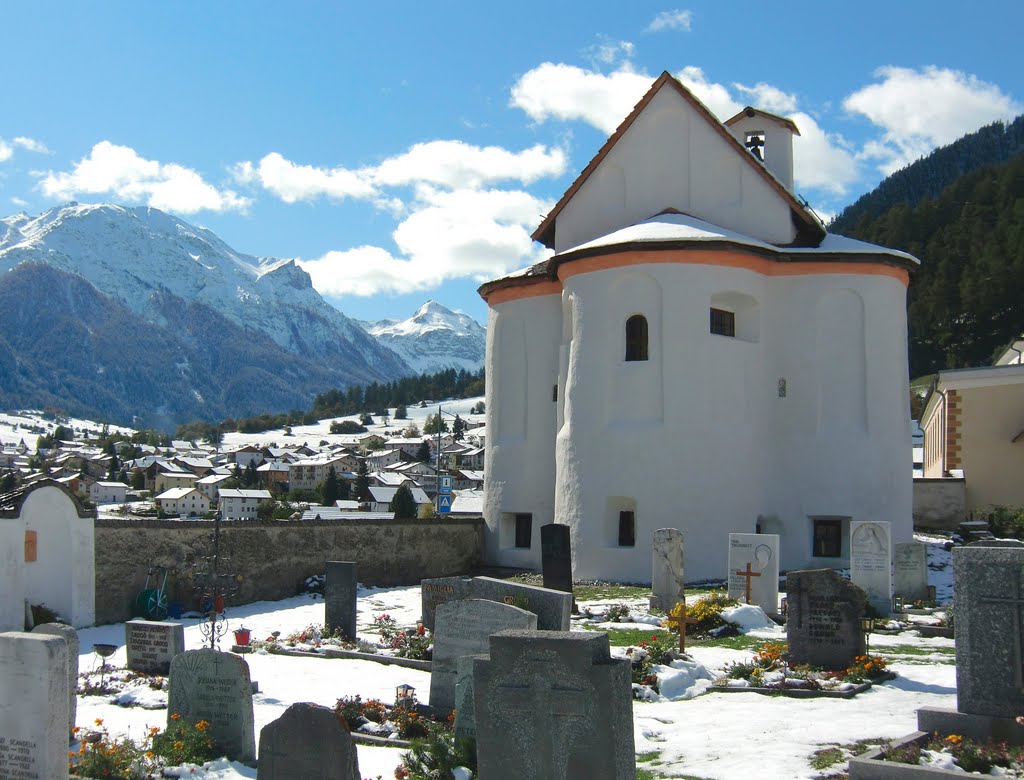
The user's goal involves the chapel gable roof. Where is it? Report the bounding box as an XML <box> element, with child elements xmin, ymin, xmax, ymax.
<box><xmin>531</xmin><ymin>71</ymin><xmax>824</xmax><ymax>250</ymax></box>
<box><xmin>724</xmin><ymin>106</ymin><xmax>801</xmax><ymax>136</ymax></box>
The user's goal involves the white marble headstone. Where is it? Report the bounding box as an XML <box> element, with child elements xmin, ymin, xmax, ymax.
<box><xmin>893</xmin><ymin>541</ymin><xmax>929</xmax><ymax>603</ymax></box>
<box><xmin>0</xmin><ymin>632</ymin><xmax>69</xmax><ymax>780</ymax></box>
<box><xmin>850</xmin><ymin>520</ymin><xmax>892</xmax><ymax>616</ymax></box>
<box><xmin>727</xmin><ymin>533</ymin><xmax>780</xmax><ymax>614</ymax></box>
<box><xmin>650</xmin><ymin>529</ymin><xmax>684</xmax><ymax>612</ymax></box>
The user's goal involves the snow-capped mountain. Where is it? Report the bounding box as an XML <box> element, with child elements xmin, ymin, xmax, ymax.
<box><xmin>363</xmin><ymin>301</ymin><xmax>486</xmax><ymax>375</ymax></box>
<box><xmin>0</xmin><ymin>203</ymin><xmax>415</xmax><ymax>426</ymax></box>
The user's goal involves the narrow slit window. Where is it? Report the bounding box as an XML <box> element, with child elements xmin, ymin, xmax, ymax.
<box><xmin>813</xmin><ymin>519</ymin><xmax>842</xmax><ymax>558</ymax></box>
<box><xmin>625</xmin><ymin>315</ymin><xmax>649</xmax><ymax>361</ymax></box>
<box><xmin>515</xmin><ymin>513</ymin><xmax>533</xmax><ymax>549</ymax></box>
<box><xmin>618</xmin><ymin>511</ymin><xmax>636</xmax><ymax>547</ymax></box>
<box><xmin>710</xmin><ymin>308</ymin><xmax>736</xmax><ymax>338</ymax></box>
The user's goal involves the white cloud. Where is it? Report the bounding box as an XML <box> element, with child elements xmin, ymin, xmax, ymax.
<box><xmin>844</xmin><ymin>66</ymin><xmax>1023</xmax><ymax>174</ymax></box>
<box><xmin>510</xmin><ymin>63</ymin><xmax>653</xmax><ymax>134</ymax></box>
<box><xmin>371</xmin><ymin>140</ymin><xmax>567</xmax><ymax>189</ymax></box>
<box><xmin>39</xmin><ymin>141</ymin><xmax>250</xmax><ymax>214</ymax></box>
<box><xmin>732</xmin><ymin>82</ymin><xmax>798</xmax><ymax>114</ymax></box>
<box><xmin>10</xmin><ymin>196</ymin><xmax>29</xmax><ymax>208</ymax></box>
<box><xmin>298</xmin><ymin>187</ymin><xmax>552</xmax><ymax>297</ymax></box>
<box><xmin>585</xmin><ymin>38</ymin><xmax>635</xmax><ymax>68</ymax></box>
<box><xmin>674</xmin><ymin>66</ymin><xmax>742</xmax><ymax>120</ymax></box>
<box><xmin>13</xmin><ymin>137</ymin><xmax>49</xmax><ymax>154</ymax></box>
<box><xmin>0</xmin><ymin>140</ymin><xmax>11</xmax><ymax>163</ymax></box>
<box><xmin>234</xmin><ymin>152</ymin><xmax>374</xmax><ymax>204</ymax></box>
<box><xmin>646</xmin><ymin>10</ymin><xmax>693</xmax><ymax>33</ymax></box>
<box><xmin>790</xmin><ymin>112</ymin><xmax>859</xmax><ymax>196</ymax></box>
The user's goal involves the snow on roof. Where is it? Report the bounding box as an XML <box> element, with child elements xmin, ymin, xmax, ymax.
<box><xmin>560</xmin><ymin>211</ymin><xmax>920</xmax><ymax>265</ymax></box>
<box><xmin>450</xmin><ymin>489</ymin><xmax>484</xmax><ymax>514</ymax></box>
<box><xmin>300</xmin><ymin>508</ymin><xmax>395</xmax><ymax>521</ymax></box>
<box><xmin>155</xmin><ymin>487</ymin><xmax>201</xmax><ymax>500</ymax></box>
<box><xmin>219</xmin><ymin>489</ymin><xmax>271</xmax><ymax>499</ymax></box>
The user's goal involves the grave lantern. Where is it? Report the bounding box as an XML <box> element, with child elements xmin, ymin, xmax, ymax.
<box><xmin>892</xmin><ymin>595</ymin><xmax>905</xmax><ymax>613</ymax></box>
<box><xmin>859</xmin><ymin>616</ymin><xmax>873</xmax><ymax>656</ymax></box>
<box><xmin>395</xmin><ymin>683</ymin><xmax>417</xmax><ymax>707</ymax></box>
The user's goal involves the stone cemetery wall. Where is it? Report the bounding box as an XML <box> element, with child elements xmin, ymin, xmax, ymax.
<box><xmin>912</xmin><ymin>477</ymin><xmax>965</xmax><ymax>531</ymax></box>
<box><xmin>93</xmin><ymin>516</ymin><xmax>484</xmax><ymax>624</ymax></box>
<box><xmin>0</xmin><ymin>632</ymin><xmax>69</xmax><ymax>780</ymax></box>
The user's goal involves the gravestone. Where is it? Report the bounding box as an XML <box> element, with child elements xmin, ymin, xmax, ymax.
<box><xmin>429</xmin><ymin>599</ymin><xmax>537</xmax><ymax>715</ymax></box>
<box><xmin>649</xmin><ymin>528</ymin><xmax>684</xmax><ymax>612</ymax></box>
<box><xmin>849</xmin><ymin>520</ymin><xmax>892</xmax><ymax>616</ymax></box>
<box><xmin>421</xmin><ymin>576</ymin><xmax>571</xmax><ymax>632</ymax></box>
<box><xmin>726</xmin><ymin>533</ymin><xmax>779</xmax><ymax>614</ymax></box>
<box><xmin>0</xmin><ymin>632</ymin><xmax>69</xmax><ymax>780</ymax></box>
<box><xmin>453</xmin><ymin>654</ymin><xmax>486</xmax><ymax>741</ymax></box>
<box><xmin>541</xmin><ymin>524</ymin><xmax>573</xmax><ymax>596</ymax></box>
<box><xmin>257</xmin><ymin>702</ymin><xmax>360</xmax><ymax>780</ymax></box>
<box><xmin>473</xmin><ymin>629</ymin><xmax>635</xmax><ymax>780</ymax></box>
<box><xmin>786</xmin><ymin>569</ymin><xmax>866</xmax><ymax>670</ymax></box>
<box><xmin>167</xmin><ymin>648</ymin><xmax>256</xmax><ymax>761</ymax></box>
<box><xmin>126</xmin><ymin>619</ymin><xmax>185</xmax><ymax>675</ymax></box>
<box><xmin>893</xmin><ymin>541</ymin><xmax>930</xmax><ymax>604</ymax></box>
<box><xmin>31</xmin><ymin>622</ymin><xmax>79</xmax><ymax>737</ymax></box>
<box><xmin>421</xmin><ymin>576</ymin><xmax>474</xmax><ymax>632</ymax></box>
<box><xmin>325</xmin><ymin>561</ymin><xmax>358</xmax><ymax>641</ymax></box>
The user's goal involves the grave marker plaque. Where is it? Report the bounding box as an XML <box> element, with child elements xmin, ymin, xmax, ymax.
<box><xmin>786</xmin><ymin>569</ymin><xmax>866</xmax><ymax>670</ymax></box>
<box><xmin>850</xmin><ymin>520</ymin><xmax>892</xmax><ymax>616</ymax></box>
<box><xmin>0</xmin><ymin>632</ymin><xmax>68</xmax><ymax>780</ymax></box>
<box><xmin>325</xmin><ymin>561</ymin><xmax>358</xmax><ymax>641</ymax></box>
<box><xmin>541</xmin><ymin>524</ymin><xmax>573</xmax><ymax>595</ymax></box>
<box><xmin>420</xmin><ymin>576</ymin><xmax>473</xmax><ymax>632</ymax></box>
<box><xmin>894</xmin><ymin>541</ymin><xmax>930</xmax><ymax>604</ymax></box>
<box><xmin>726</xmin><ymin>533</ymin><xmax>780</xmax><ymax>614</ymax></box>
<box><xmin>167</xmin><ymin>649</ymin><xmax>256</xmax><ymax>761</ymax></box>
<box><xmin>126</xmin><ymin>619</ymin><xmax>185</xmax><ymax>675</ymax></box>
<box><xmin>257</xmin><ymin>702</ymin><xmax>360</xmax><ymax>780</ymax></box>
<box><xmin>430</xmin><ymin>599</ymin><xmax>537</xmax><ymax>714</ymax></box>
<box><xmin>650</xmin><ymin>528</ymin><xmax>684</xmax><ymax>612</ymax></box>
<box><xmin>31</xmin><ymin>622</ymin><xmax>79</xmax><ymax>737</ymax></box>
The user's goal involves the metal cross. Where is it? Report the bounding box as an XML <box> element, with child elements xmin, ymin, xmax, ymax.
<box><xmin>499</xmin><ymin>659</ymin><xmax>588</xmax><ymax>779</ymax></box>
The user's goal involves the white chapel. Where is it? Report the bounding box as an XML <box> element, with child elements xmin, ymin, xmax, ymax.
<box><xmin>479</xmin><ymin>71</ymin><xmax>919</xmax><ymax>583</ymax></box>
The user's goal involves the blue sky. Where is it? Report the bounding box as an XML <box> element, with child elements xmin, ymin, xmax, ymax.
<box><xmin>1</xmin><ymin>2</ymin><xmax>1021</xmax><ymax>324</ymax></box>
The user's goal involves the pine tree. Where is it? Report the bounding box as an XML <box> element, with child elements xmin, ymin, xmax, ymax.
<box><xmin>389</xmin><ymin>483</ymin><xmax>418</xmax><ymax>520</ymax></box>
<box><xmin>394</xmin><ymin>404</ymin><xmax>408</xmax><ymax>420</ymax></box>
<box><xmin>322</xmin><ymin>465</ymin><xmax>340</xmax><ymax>506</ymax></box>
<box><xmin>354</xmin><ymin>459</ymin><xmax>370</xmax><ymax>500</ymax></box>
<box><xmin>423</xmin><ymin>413</ymin><xmax>449</xmax><ymax>435</ymax></box>
<box><xmin>244</xmin><ymin>460</ymin><xmax>259</xmax><ymax>487</ymax></box>
<box><xmin>452</xmin><ymin>415</ymin><xmax>466</xmax><ymax>442</ymax></box>
<box><xmin>415</xmin><ymin>440</ymin><xmax>431</xmax><ymax>463</ymax></box>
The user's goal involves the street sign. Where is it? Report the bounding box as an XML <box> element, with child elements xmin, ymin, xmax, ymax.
<box><xmin>438</xmin><ymin>494</ymin><xmax>452</xmax><ymax>513</ymax></box>
<box><xmin>439</xmin><ymin>475</ymin><xmax>452</xmax><ymax>494</ymax></box>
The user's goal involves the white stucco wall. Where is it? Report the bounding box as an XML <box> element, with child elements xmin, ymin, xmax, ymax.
<box><xmin>725</xmin><ymin>114</ymin><xmax>795</xmax><ymax>192</ymax></box>
<box><xmin>483</xmin><ymin>294</ymin><xmax>561</xmax><ymax>569</ymax></box>
<box><xmin>486</xmin><ymin>257</ymin><xmax>913</xmax><ymax>584</ymax></box>
<box><xmin>553</xmin><ymin>86</ymin><xmax>796</xmax><ymax>253</ymax></box>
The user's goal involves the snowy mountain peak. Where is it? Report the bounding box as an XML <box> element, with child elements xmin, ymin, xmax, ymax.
<box><xmin>363</xmin><ymin>301</ymin><xmax>486</xmax><ymax>375</ymax></box>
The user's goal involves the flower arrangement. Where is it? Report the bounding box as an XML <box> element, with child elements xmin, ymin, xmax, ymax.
<box><xmin>68</xmin><ymin>715</ymin><xmax>219</xmax><ymax>778</ymax></box>
<box><xmin>335</xmin><ymin>695</ymin><xmax>436</xmax><ymax>740</ymax></box>
<box><xmin>395</xmin><ymin>722</ymin><xmax>476</xmax><ymax>780</ymax></box>
<box><xmin>685</xmin><ymin>592</ymin><xmax>740</xmax><ymax>636</ymax></box>
<box><xmin>883</xmin><ymin>732</ymin><xmax>1024</xmax><ymax>774</ymax></box>
<box><xmin>604</xmin><ymin>603</ymin><xmax>631</xmax><ymax>622</ymax></box>
<box><xmin>717</xmin><ymin>645</ymin><xmax>891</xmax><ymax>691</ymax></box>
<box><xmin>372</xmin><ymin>614</ymin><xmax>433</xmax><ymax>660</ymax></box>
<box><xmin>838</xmin><ymin>655</ymin><xmax>889</xmax><ymax>684</ymax></box>
<box><xmin>626</xmin><ymin>633</ymin><xmax>678</xmax><ymax>693</ymax></box>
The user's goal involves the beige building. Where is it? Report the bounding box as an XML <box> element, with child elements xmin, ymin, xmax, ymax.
<box><xmin>921</xmin><ymin>363</ymin><xmax>1024</xmax><ymax>512</ymax></box>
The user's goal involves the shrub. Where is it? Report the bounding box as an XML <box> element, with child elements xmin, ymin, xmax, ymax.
<box><xmin>397</xmin><ymin>721</ymin><xmax>476</xmax><ymax>779</ymax></box>
<box><xmin>69</xmin><ymin>721</ymin><xmax>147</xmax><ymax>778</ymax></box>
<box><xmin>151</xmin><ymin>714</ymin><xmax>218</xmax><ymax>767</ymax></box>
<box><xmin>975</xmin><ymin>505</ymin><xmax>1024</xmax><ymax>539</ymax></box>
<box><xmin>686</xmin><ymin>592</ymin><xmax>739</xmax><ymax>635</ymax></box>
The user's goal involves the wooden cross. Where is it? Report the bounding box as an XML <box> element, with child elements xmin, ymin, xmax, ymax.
<box><xmin>664</xmin><ymin>602</ymin><xmax>699</xmax><ymax>652</ymax></box>
<box><xmin>734</xmin><ymin>562</ymin><xmax>762</xmax><ymax>604</ymax></box>
<box><xmin>499</xmin><ymin>658</ymin><xmax>588</xmax><ymax>778</ymax></box>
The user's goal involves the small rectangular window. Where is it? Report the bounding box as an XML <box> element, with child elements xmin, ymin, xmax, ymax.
<box><xmin>710</xmin><ymin>307</ymin><xmax>736</xmax><ymax>337</ymax></box>
<box><xmin>618</xmin><ymin>511</ymin><xmax>636</xmax><ymax>547</ymax></box>
<box><xmin>813</xmin><ymin>519</ymin><xmax>842</xmax><ymax>558</ymax></box>
<box><xmin>515</xmin><ymin>513</ymin><xmax>533</xmax><ymax>549</ymax></box>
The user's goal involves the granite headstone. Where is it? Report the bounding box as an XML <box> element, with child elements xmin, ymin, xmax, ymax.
<box><xmin>126</xmin><ymin>619</ymin><xmax>185</xmax><ymax>675</ymax></box>
<box><xmin>325</xmin><ymin>561</ymin><xmax>358</xmax><ymax>641</ymax></box>
<box><xmin>850</xmin><ymin>520</ymin><xmax>892</xmax><ymax>616</ymax></box>
<box><xmin>31</xmin><ymin>622</ymin><xmax>79</xmax><ymax>737</ymax></box>
<box><xmin>422</xmin><ymin>576</ymin><xmax>571</xmax><ymax>632</ymax></box>
<box><xmin>167</xmin><ymin>649</ymin><xmax>256</xmax><ymax>761</ymax></box>
<box><xmin>453</xmin><ymin>653</ymin><xmax>486</xmax><ymax>741</ymax></box>
<box><xmin>786</xmin><ymin>569</ymin><xmax>866</xmax><ymax>670</ymax></box>
<box><xmin>429</xmin><ymin>599</ymin><xmax>537</xmax><ymax>714</ymax></box>
<box><xmin>257</xmin><ymin>702</ymin><xmax>360</xmax><ymax>780</ymax></box>
<box><xmin>649</xmin><ymin>528</ymin><xmax>684</xmax><ymax>613</ymax></box>
<box><xmin>473</xmin><ymin>629</ymin><xmax>635</xmax><ymax>780</ymax></box>
<box><xmin>420</xmin><ymin>576</ymin><xmax>474</xmax><ymax>632</ymax></box>
<box><xmin>0</xmin><ymin>632</ymin><xmax>69</xmax><ymax>780</ymax></box>
<box><xmin>727</xmin><ymin>533</ymin><xmax>780</xmax><ymax>614</ymax></box>
<box><xmin>893</xmin><ymin>541</ymin><xmax>930</xmax><ymax>604</ymax></box>
<box><xmin>541</xmin><ymin>524</ymin><xmax>573</xmax><ymax>596</ymax></box>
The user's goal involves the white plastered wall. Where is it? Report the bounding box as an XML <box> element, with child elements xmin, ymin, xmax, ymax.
<box><xmin>483</xmin><ymin>294</ymin><xmax>562</xmax><ymax>569</ymax></box>
<box><xmin>553</xmin><ymin>86</ymin><xmax>797</xmax><ymax>253</ymax></box>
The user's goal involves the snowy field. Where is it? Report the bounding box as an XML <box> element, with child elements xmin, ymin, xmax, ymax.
<box><xmin>70</xmin><ymin>534</ymin><xmax>958</xmax><ymax>780</ymax></box>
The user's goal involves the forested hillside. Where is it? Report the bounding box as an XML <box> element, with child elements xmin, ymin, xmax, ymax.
<box><xmin>837</xmin><ymin>154</ymin><xmax>1024</xmax><ymax>377</ymax></box>
<box><xmin>831</xmin><ymin>116</ymin><xmax>1024</xmax><ymax>234</ymax></box>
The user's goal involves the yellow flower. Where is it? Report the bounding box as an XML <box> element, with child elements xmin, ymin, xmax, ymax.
<box><xmin>145</xmin><ymin>751</ymin><xmax>155</xmax><ymax>759</ymax></box>
<box><xmin>94</xmin><ymin>718</ymin><xmax>104</xmax><ymax>726</ymax></box>
<box><xmin>174</xmin><ymin>740</ymin><xmax>185</xmax><ymax>750</ymax></box>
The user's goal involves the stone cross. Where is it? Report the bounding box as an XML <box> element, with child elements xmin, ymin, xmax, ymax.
<box><xmin>734</xmin><ymin>562</ymin><xmax>761</xmax><ymax>604</ymax></box>
<box><xmin>499</xmin><ymin>659</ymin><xmax>588</xmax><ymax>778</ymax></box>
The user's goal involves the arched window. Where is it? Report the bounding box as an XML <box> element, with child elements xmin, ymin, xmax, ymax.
<box><xmin>625</xmin><ymin>315</ymin><xmax>648</xmax><ymax>361</ymax></box>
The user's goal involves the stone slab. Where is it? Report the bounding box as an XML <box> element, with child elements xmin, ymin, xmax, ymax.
<box><xmin>168</xmin><ymin>648</ymin><xmax>256</xmax><ymax>761</ymax></box>
<box><xmin>952</xmin><ymin>544</ymin><xmax>1024</xmax><ymax>717</ymax></box>
<box><xmin>649</xmin><ymin>528</ymin><xmax>684</xmax><ymax>613</ymax></box>
<box><xmin>850</xmin><ymin>520</ymin><xmax>892</xmax><ymax>616</ymax></box>
<box><xmin>473</xmin><ymin>629</ymin><xmax>635</xmax><ymax>780</ymax></box>
<box><xmin>918</xmin><ymin>705</ymin><xmax>1024</xmax><ymax>746</ymax></box>
<box><xmin>893</xmin><ymin>542</ymin><xmax>930</xmax><ymax>603</ymax></box>
<box><xmin>420</xmin><ymin>576</ymin><xmax>473</xmax><ymax>632</ymax></box>
<box><xmin>429</xmin><ymin>599</ymin><xmax>536</xmax><ymax>715</ymax></box>
<box><xmin>469</xmin><ymin>577</ymin><xmax>572</xmax><ymax>631</ymax></box>
<box><xmin>257</xmin><ymin>702</ymin><xmax>360</xmax><ymax>780</ymax></box>
<box><xmin>848</xmin><ymin>732</ymin><xmax>960</xmax><ymax>779</ymax></box>
<box><xmin>727</xmin><ymin>533</ymin><xmax>779</xmax><ymax>614</ymax></box>
<box><xmin>126</xmin><ymin>619</ymin><xmax>185</xmax><ymax>675</ymax></box>
<box><xmin>31</xmin><ymin>622</ymin><xmax>78</xmax><ymax>737</ymax></box>
<box><xmin>0</xmin><ymin>631</ymin><xmax>69</xmax><ymax>780</ymax></box>
<box><xmin>325</xmin><ymin>561</ymin><xmax>358</xmax><ymax>641</ymax></box>
<box><xmin>541</xmin><ymin>524</ymin><xmax>573</xmax><ymax>596</ymax></box>
<box><xmin>786</xmin><ymin>569</ymin><xmax>866</xmax><ymax>670</ymax></box>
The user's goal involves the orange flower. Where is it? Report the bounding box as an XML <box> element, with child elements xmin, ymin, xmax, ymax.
<box><xmin>171</xmin><ymin>713</ymin><xmax>182</xmax><ymax>720</ymax></box>
<box><xmin>94</xmin><ymin>718</ymin><xmax>104</xmax><ymax>726</ymax></box>
<box><xmin>195</xmin><ymin>720</ymin><xmax>209</xmax><ymax>731</ymax></box>
<box><xmin>174</xmin><ymin>740</ymin><xmax>185</xmax><ymax>750</ymax></box>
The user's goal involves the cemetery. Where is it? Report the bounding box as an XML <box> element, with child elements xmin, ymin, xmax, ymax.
<box><xmin>6</xmin><ymin>522</ymin><xmax>1019</xmax><ymax>778</ymax></box>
